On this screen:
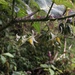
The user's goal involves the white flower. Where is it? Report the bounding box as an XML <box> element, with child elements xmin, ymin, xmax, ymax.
<box><xmin>16</xmin><ymin>34</ymin><xmax>21</xmax><ymax>41</ymax></box>
<box><xmin>28</xmin><ymin>30</ymin><xmax>38</xmax><ymax>47</ymax></box>
<box><xmin>22</xmin><ymin>35</ymin><xmax>27</xmax><ymax>43</ymax></box>
<box><xmin>16</xmin><ymin>34</ymin><xmax>27</xmax><ymax>44</ymax></box>
<box><xmin>50</xmin><ymin>32</ymin><xmax>56</xmax><ymax>40</ymax></box>
<box><xmin>16</xmin><ymin>30</ymin><xmax>38</xmax><ymax>47</ymax></box>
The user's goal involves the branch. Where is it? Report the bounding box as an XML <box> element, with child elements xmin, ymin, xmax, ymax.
<box><xmin>24</xmin><ymin>9</ymin><xmax>40</xmax><ymax>19</ymax></box>
<box><xmin>12</xmin><ymin>0</ymin><xmax>15</xmax><ymax>19</ymax></box>
<box><xmin>16</xmin><ymin>9</ymin><xmax>40</xmax><ymax>20</ymax></box>
<box><xmin>15</xmin><ymin>14</ymin><xmax>75</xmax><ymax>22</ymax></box>
<box><xmin>0</xmin><ymin>13</ymin><xmax>75</xmax><ymax>32</ymax></box>
<box><xmin>46</xmin><ymin>2</ymin><xmax>54</xmax><ymax>18</ymax></box>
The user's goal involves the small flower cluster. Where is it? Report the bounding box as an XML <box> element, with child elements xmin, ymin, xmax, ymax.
<box><xmin>16</xmin><ymin>30</ymin><xmax>38</xmax><ymax>47</ymax></box>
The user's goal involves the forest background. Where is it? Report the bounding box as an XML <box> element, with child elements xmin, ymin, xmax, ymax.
<box><xmin>0</xmin><ymin>0</ymin><xmax>75</xmax><ymax>75</ymax></box>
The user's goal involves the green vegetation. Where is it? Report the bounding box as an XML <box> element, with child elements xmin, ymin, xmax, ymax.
<box><xmin>0</xmin><ymin>0</ymin><xmax>75</xmax><ymax>75</ymax></box>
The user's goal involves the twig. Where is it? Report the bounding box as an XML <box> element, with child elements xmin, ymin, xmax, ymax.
<box><xmin>0</xmin><ymin>13</ymin><xmax>75</xmax><ymax>32</ymax></box>
<box><xmin>46</xmin><ymin>2</ymin><xmax>54</xmax><ymax>18</ymax></box>
<box><xmin>53</xmin><ymin>51</ymin><xmax>58</xmax><ymax>61</ymax></box>
<box><xmin>24</xmin><ymin>9</ymin><xmax>40</xmax><ymax>19</ymax></box>
<box><xmin>63</xmin><ymin>37</ymin><xmax>67</xmax><ymax>58</ymax></box>
<box><xmin>68</xmin><ymin>44</ymin><xmax>72</xmax><ymax>50</ymax></box>
<box><xmin>15</xmin><ymin>13</ymin><xmax>75</xmax><ymax>22</ymax></box>
<box><xmin>12</xmin><ymin>0</ymin><xmax>15</xmax><ymax>20</ymax></box>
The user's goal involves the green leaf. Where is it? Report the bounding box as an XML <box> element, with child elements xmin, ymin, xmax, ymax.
<box><xmin>32</xmin><ymin>22</ymin><xmax>41</xmax><ymax>33</ymax></box>
<box><xmin>30</xmin><ymin>0</ymin><xmax>40</xmax><ymax>9</ymax></box>
<box><xmin>15</xmin><ymin>0</ymin><xmax>27</xmax><ymax>17</ymax></box>
<box><xmin>0</xmin><ymin>20</ymin><xmax>2</xmax><ymax>25</ymax></box>
<box><xmin>0</xmin><ymin>0</ymin><xmax>8</xmax><ymax>5</ymax></box>
<box><xmin>49</xmin><ymin>68</ymin><xmax>54</xmax><ymax>75</ymax></box>
<box><xmin>0</xmin><ymin>55</ymin><xmax>6</xmax><ymax>64</ymax></box>
<box><xmin>17</xmin><ymin>8</ymin><xmax>27</xmax><ymax>17</ymax></box>
<box><xmin>3</xmin><ymin>53</ymin><xmax>14</xmax><ymax>58</ymax></box>
<box><xmin>40</xmin><ymin>64</ymin><xmax>49</xmax><ymax>68</ymax></box>
<box><xmin>12</xmin><ymin>71</ymin><xmax>27</xmax><ymax>75</ymax></box>
<box><xmin>56</xmin><ymin>68</ymin><xmax>63</xmax><ymax>73</ymax></box>
<box><xmin>53</xmin><ymin>0</ymin><xmax>73</xmax><ymax>8</ymax></box>
<box><xmin>51</xmin><ymin>65</ymin><xmax>56</xmax><ymax>70</ymax></box>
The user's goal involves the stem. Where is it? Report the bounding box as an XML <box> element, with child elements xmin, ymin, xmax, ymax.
<box><xmin>12</xmin><ymin>0</ymin><xmax>15</xmax><ymax>20</ymax></box>
<box><xmin>63</xmin><ymin>36</ymin><xmax>67</xmax><ymax>58</ymax></box>
<box><xmin>0</xmin><ymin>13</ymin><xmax>75</xmax><ymax>32</ymax></box>
<box><xmin>46</xmin><ymin>2</ymin><xmax>54</xmax><ymax>18</ymax></box>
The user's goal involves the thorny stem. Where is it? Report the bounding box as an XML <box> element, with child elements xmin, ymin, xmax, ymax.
<box><xmin>0</xmin><ymin>13</ymin><xmax>75</xmax><ymax>32</ymax></box>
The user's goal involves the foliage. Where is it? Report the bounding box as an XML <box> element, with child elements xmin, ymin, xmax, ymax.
<box><xmin>53</xmin><ymin>0</ymin><xmax>74</xmax><ymax>8</ymax></box>
<box><xmin>0</xmin><ymin>0</ymin><xmax>75</xmax><ymax>75</ymax></box>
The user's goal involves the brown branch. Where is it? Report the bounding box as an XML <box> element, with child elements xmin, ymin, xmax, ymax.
<box><xmin>46</xmin><ymin>2</ymin><xmax>54</xmax><ymax>18</ymax></box>
<box><xmin>0</xmin><ymin>13</ymin><xmax>75</xmax><ymax>32</ymax></box>
<box><xmin>15</xmin><ymin>14</ymin><xmax>75</xmax><ymax>22</ymax></box>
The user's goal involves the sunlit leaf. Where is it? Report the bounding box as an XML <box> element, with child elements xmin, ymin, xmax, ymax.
<box><xmin>12</xmin><ymin>71</ymin><xmax>27</xmax><ymax>75</ymax></box>
<box><xmin>56</xmin><ymin>68</ymin><xmax>63</xmax><ymax>73</ymax></box>
<box><xmin>53</xmin><ymin>0</ymin><xmax>73</xmax><ymax>8</ymax></box>
<box><xmin>32</xmin><ymin>22</ymin><xmax>41</xmax><ymax>33</ymax></box>
<box><xmin>0</xmin><ymin>55</ymin><xmax>6</xmax><ymax>64</ymax></box>
<box><xmin>3</xmin><ymin>53</ymin><xmax>14</xmax><ymax>58</ymax></box>
<box><xmin>49</xmin><ymin>68</ymin><xmax>54</xmax><ymax>75</ymax></box>
<box><xmin>17</xmin><ymin>7</ymin><xmax>27</xmax><ymax>17</ymax></box>
<box><xmin>0</xmin><ymin>0</ymin><xmax>8</xmax><ymax>5</ymax></box>
<box><xmin>15</xmin><ymin>0</ymin><xmax>27</xmax><ymax>17</ymax></box>
<box><xmin>12</xmin><ymin>71</ymin><xmax>21</xmax><ymax>75</ymax></box>
<box><xmin>51</xmin><ymin>65</ymin><xmax>56</xmax><ymax>70</ymax></box>
<box><xmin>30</xmin><ymin>0</ymin><xmax>40</xmax><ymax>9</ymax></box>
<box><xmin>40</xmin><ymin>64</ymin><xmax>49</xmax><ymax>68</ymax></box>
<box><xmin>0</xmin><ymin>20</ymin><xmax>2</xmax><ymax>25</ymax></box>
